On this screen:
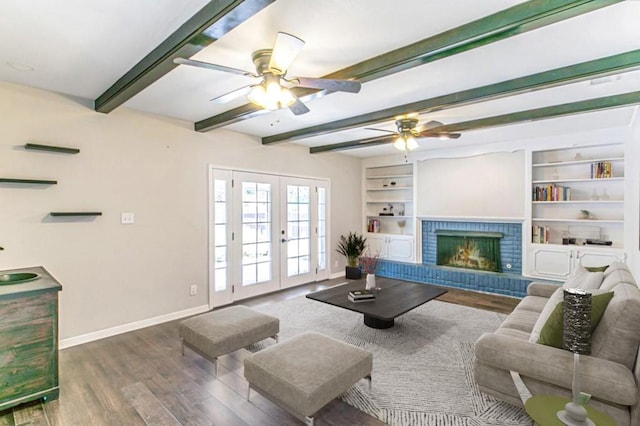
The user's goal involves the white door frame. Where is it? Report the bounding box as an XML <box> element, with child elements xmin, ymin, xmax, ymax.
<box><xmin>208</xmin><ymin>165</ymin><xmax>331</xmax><ymax>309</ymax></box>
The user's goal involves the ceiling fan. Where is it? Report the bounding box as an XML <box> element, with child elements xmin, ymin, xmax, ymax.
<box><xmin>366</xmin><ymin>114</ymin><xmax>461</xmax><ymax>152</ymax></box>
<box><xmin>173</xmin><ymin>32</ymin><xmax>362</xmax><ymax>115</ymax></box>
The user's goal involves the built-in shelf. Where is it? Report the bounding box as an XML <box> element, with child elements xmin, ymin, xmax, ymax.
<box><xmin>366</xmin><ymin>199</ymin><xmax>413</xmax><ymax>203</ymax></box>
<box><xmin>532</xmin><ymin>177</ymin><xmax>624</xmax><ymax>184</ymax></box>
<box><xmin>532</xmin><ymin>218</ymin><xmax>624</xmax><ymax>224</ymax></box>
<box><xmin>532</xmin><ymin>157</ymin><xmax>624</xmax><ymax>168</ymax></box>
<box><xmin>0</xmin><ymin>178</ymin><xmax>57</xmax><ymax>185</ymax></box>
<box><xmin>532</xmin><ymin>200</ymin><xmax>623</xmax><ymax>204</ymax></box>
<box><xmin>366</xmin><ymin>187</ymin><xmax>411</xmax><ymax>191</ymax></box>
<box><xmin>25</xmin><ymin>143</ymin><xmax>80</xmax><ymax>154</ymax></box>
<box><xmin>50</xmin><ymin>212</ymin><xmax>102</xmax><ymax>217</ymax></box>
<box><xmin>365</xmin><ymin>174</ymin><xmax>413</xmax><ymax>179</ymax></box>
<box><xmin>366</xmin><ymin>215</ymin><xmax>412</xmax><ymax>219</ymax></box>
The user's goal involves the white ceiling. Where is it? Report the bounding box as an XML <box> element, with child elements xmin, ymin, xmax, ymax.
<box><xmin>1</xmin><ymin>0</ymin><xmax>639</xmax><ymax>158</ymax></box>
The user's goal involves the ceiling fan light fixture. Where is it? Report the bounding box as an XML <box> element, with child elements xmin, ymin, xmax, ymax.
<box><xmin>393</xmin><ymin>136</ymin><xmax>407</xmax><ymax>151</ymax></box>
<box><xmin>268</xmin><ymin>32</ymin><xmax>305</xmax><ymax>75</ymax></box>
<box><xmin>406</xmin><ymin>135</ymin><xmax>419</xmax><ymax>150</ymax></box>
<box><xmin>248</xmin><ymin>77</ymin><xmax>295</xmax><ymax>110</ymax></box>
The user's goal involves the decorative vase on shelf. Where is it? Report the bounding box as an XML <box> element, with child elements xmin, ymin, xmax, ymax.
<box><xmin>365</xmin><ymin>273</ymin><xmax>376</xmax><ymax>290</ymax></box>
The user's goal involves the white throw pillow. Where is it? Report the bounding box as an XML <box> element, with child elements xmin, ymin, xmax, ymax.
<box><xmin>529</xmin><ymin>287</ymin><xmax>563</xmax><ymax>343</ymax></box>
<box><xmin>562</xmin><ymin>264</ymin><xmax>604</xmax><ymax>290</ymax></box>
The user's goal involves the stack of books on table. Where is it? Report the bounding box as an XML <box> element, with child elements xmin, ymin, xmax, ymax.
<box><xmin>348</xmin><ymin>289</ymin><xmax>376</xmax><ymax>303</ymax></box>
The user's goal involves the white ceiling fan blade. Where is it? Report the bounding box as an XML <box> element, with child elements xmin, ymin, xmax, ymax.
<box><xmin>364</xmin><ymin>127</ymin><xmax>396</xmax><ymax>135</ymax></box>
<box><xmin>174</xmin><ymin>57</ymin><xmax>256</xmax><ymax>77</ymax></box>
<box><xmin>268</xmin><ymin>32</ymin><xmax>305</xmax><ymax>75</ymax></box>
<box><xmin>210</xmin><ymin>85</ymin><xmax>253</xmax><ymax>104</ymax></box>
<box><xmin>420</xmin><ymin>131</ymin><xmax>462</xmax><ymax>139</ymax></box>
<box><xmin>414</xmin><ymin>120</ymin><xmax>443</xmax><ymax>133</ymax></box>
<box><xmin>288</xmin><ymin>94</ymin><xmax>310</xmax><ymax>116</ymax></box>
<box><xmin>292</xmin><ymin>77</ymin><xmax>361</xmax><ymax>93</ymax></box>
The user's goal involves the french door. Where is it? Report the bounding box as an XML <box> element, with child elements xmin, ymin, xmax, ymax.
<box><xmin>209</xmin><ymin>168</ymin><xmax>329</xmax><ymax>307</ymax></box>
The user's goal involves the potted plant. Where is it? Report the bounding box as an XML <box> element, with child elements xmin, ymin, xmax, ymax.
<box><xmin>336</xmin><ymin>232</ymin><xmax>367</xmax><ymax>279</ymax></box>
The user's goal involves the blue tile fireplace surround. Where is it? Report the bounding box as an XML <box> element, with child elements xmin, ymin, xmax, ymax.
<box><xmin>376</xmin><ymin>220</ymin><xmax>537</xmax><ymax>298</ymax></box>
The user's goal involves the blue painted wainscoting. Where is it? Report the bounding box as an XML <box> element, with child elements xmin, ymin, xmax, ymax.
<box><xmin>375</xmin><ymin>220</ymin><xmax>537</xmax><ymax>298</ymax></box>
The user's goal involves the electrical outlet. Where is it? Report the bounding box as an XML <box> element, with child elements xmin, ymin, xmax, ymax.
<box><xmin>121</xmin><ymin>212</ymin><xmax>135</xmax><ymax>224</ymax></box>
<box><xmin>189</xmin><ymin>284</ymin><xmax>197</xmax><ymax>296</ymax></box>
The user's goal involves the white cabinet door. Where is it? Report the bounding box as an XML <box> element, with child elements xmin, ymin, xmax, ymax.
<box><xmin>366</xmin><ymin>234</ymin><xmax>388</xmax><ymax>258</ymax></box>
<box><xmin>575</xmin><ymin>248</ymin><xmax>626</xmax><ymax>268</ymax></box>
<box><xmin>529</xmin><ymin>245</ymin><xmax>573</xmax><ymax>280</ymax></box>
<box><xmin>366</xmin><ymin>233</ymin><xmax>414</xmax><ymax>262</ymax></box>
<box><xmin>387</xmin><ymin>236</ymin><xmax>414</xmax><ymax>262</ymax></box>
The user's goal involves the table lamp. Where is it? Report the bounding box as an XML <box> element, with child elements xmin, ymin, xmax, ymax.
<box><xmin>557</xmin><ymin>288</ymin><xmax>594</xmax><ymax>426</ymax></box>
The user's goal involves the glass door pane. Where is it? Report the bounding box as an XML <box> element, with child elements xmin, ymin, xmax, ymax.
<box><xmin>209</xmin><ymin>168</ymin><xmax>233</xmax><ymax>308</ymax></box>
<box><xmin>233</xmin><ymin>171</ymin><xmax>280</xmax><ymax>299</ymax></box>
<box><xmin>281</xmin><ymin>177</ymin><xmax>328</xmax><ymax>287</ymax></box>
<box><xmin>317</xmin><ymin>186</ymin><xmax>328</xmax><ymax>275</ymax></box>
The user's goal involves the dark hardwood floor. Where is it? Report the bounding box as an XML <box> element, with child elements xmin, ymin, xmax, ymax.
<box><xmin>0</xmin><ymin>278</ymin><xmax>519</xmax><ymax>425</ymax></box>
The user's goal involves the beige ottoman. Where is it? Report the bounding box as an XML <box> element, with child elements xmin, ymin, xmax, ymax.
<box><xmin>179</xmin><ymin>305</ymin><xmax>279</xmax><ymax>377</ymax></box>
<box><xmin>244</xmin><ymin>331</ymin><xmax>373</xmax><ymax>426</ymax></box>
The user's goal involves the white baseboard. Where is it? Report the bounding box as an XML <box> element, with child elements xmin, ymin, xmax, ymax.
<box><xmin>60</xmin><ymin>304</ymin><xmax>210</xmax><ymax>349</ymax></box>
<box><xmin>330</xmin><ymin>271</ymin><xmax>346</xmax><ymax>279</ymax></box>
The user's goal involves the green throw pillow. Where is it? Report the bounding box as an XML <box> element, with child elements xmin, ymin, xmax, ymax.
<box><xmin>585</xmin><ymin>265</ymin><xmax>609</xmax><ymax>272</ymax></box>
<box><xmin>537</xmin><ymin>292</ymin><xmax>614</xmax><ymax>349</ymax></box>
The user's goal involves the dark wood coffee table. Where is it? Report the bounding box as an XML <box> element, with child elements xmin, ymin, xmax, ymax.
<box><xmin>306</xmin><ymin>277</ymin><xmax>447</xmax><ymax>329</ymax></box>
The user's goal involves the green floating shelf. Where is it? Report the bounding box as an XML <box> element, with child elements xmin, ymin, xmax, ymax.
<box><xmin>0</xmin><ymin>178</ymin><xmax>57</xmax><ymax>185</ymax></box>
<box><xmin>25</xmin><ymin>143</ymin><xmax>80</xmax><ymax>154</ymax></box>
<box><xmin>50</xmin><ymin>212</ymin><xmax>102</xmax><ymax>217</ymax></box>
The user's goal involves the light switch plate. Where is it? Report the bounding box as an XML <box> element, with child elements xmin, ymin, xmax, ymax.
<box><xmin>121</xmin><ymin>212</ymin><xmax>135</xmax><ymax>224</ymax></box>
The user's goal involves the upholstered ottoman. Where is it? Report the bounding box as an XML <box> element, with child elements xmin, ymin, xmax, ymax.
<box><xmin>244</xmin><ymin>331</ymin><xmax>372</xmax><ymax>425</ymax></box>
<box><xmin>179</xmin><ymin>305</ymin><xmax>279</xmax><ymax>376</ymax></box>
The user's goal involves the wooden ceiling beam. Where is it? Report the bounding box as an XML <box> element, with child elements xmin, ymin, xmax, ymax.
<box><xmin>195</xmin><ymin>0</ymin><xmax>622</xmax><ymax>132</ymax></box>
<box><xmin>94</xmin><ymin>0</ymin><xmax>274</xmax><ymax>113</ymax></box>
<box><xmin>309</xmin><ymin>91</ymin><xmax>640</xmax><ymax>153</ymax></box>
<box><xmin>266</xmin><ymin>49</ymin><xmax>640</xmax><ymax>145</ymax></box>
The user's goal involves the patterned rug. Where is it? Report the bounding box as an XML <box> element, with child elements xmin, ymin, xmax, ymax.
<box><xmin>250</xmin><ymin>292</ymin><xmax>533</xmax><ymax>426</ymax></box>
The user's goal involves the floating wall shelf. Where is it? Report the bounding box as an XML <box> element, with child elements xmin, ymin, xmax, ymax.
<box><xmin>25</xmin><ymin>143</ymin><xmax>80</xmax><ymax>154</ymax></box>
<box><xmin>0</xmin><ymin>178</ymin><xmax>57</xmax><ymax>185</ymax></box>
<box><xmin>50</xmin><ymin>212</ymin><xmax>102</xmax><ymax>217</ymax></box>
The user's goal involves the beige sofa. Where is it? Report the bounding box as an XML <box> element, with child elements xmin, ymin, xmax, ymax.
<box><xmin>474</xmin><ymin>262</ymin><xmax>640</xmax><ymax>426</ymax></box>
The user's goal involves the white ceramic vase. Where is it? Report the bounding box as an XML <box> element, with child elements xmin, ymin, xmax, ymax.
<box><xmin>365</xmin><ymin>273</ymin><xmax>376</xmax><ymax>290</ymax></box>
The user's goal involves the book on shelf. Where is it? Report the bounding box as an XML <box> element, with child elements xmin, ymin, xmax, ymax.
<box><xmin>348</xmin><ymin>294</ymin><xmax>376</xmax><ymax>303</ymax></box>
<box><xmin>532</xmin><ymin>225</ymin><xmax>550</xmax><ymax>244</ymax></box>
<box><xmin>367</xmin><ymin>219</ymin><xmax>380</xmax><ymax>233</ymax></box>
<box><xmin>532</xmin><ymin>184</ymin><xmax>571</xmax><ymax>201</ymax></box>
<box><xmin>590</xmin><ymin>161</ymin><xmax>612</xmax><ymax>179</ymax></box>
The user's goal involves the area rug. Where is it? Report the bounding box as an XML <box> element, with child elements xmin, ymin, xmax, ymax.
<box><xmin>249</xmin><ymin>292</ymin><xmax>532</xmax><ymax>426</ymax></box>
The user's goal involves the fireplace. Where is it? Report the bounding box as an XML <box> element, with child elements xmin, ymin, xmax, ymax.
<box><xmin>436</xmin><ymin>230</ymin><xmax>503</xmax><ymax>272</ymax></box>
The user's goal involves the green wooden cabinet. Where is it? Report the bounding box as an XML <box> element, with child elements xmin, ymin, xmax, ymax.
<box><xmin>0</xmin><ymin>267</ymin><xmax>62</xmax><ymax>410</ymax></box>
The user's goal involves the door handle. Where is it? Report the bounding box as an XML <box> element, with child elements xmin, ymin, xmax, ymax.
<box><xmin>281</xmin><ymin>238</ymin><xmax>288</xmax><ymax>243</ymax></box>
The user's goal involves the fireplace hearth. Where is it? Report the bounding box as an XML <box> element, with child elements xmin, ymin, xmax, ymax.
<box><xmin>436</xmin><ymin>230</ymin><xmax>503</xmax><ymax>272</ymax></box>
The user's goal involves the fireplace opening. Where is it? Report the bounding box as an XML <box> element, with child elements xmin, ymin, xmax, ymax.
<box><xmin>435</xmin><ymin>230</ymin><xmax>503</xmax><ymax>272</ymax></box>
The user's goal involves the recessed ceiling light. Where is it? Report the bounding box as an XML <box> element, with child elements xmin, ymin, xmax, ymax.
<box><xmin>6</xmin><ymin>61</ymin><xmax>35</xmax><ymax>72</ymax></box>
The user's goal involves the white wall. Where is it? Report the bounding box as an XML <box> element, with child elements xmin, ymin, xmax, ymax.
<box><xmin>416</xmin><ymin>151</ymin><xmax>525</xmax><ymax>218</ymax></box>
<box><xmin>0</xmin><ymin>82</ymin><xmax>362</xmax><ymax>342</ymax></box>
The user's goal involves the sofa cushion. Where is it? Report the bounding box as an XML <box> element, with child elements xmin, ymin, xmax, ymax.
<box><xmin>562</xmin><ymin>264</ymin><xmax>604</xmax><ymax>290</ymax></box>
<box><xmin>537</xmin><ymin>291</ymin><xmax>614</xmax><ymax>349</ymax></box>
<box><xmin>529</xmin><ymin>287</ymin><xmax>563</xmax><ymax>343</ymax></box>
<box><xmin>591</xmin><ymin>283</ymin><xmax>640</xmax><ymax>370</ymax></box>
<box><xmin>514</xmin><ymin>295</ymin><xmax>548</xmax><ymax>314</ymax></box>
<box><xmin>585</xmin><ymin>265</ymin><xmax>609</xmax><ymax>272</ymax></box>
<box><xmin>600</xmin><ymin>268</ymin><xmax>637</xmax><ymax>292</ymax></box>
<box><xmin>501</xmin><ymin>309</ymin><xmax>540</xmax><ymax>334</ymax></box>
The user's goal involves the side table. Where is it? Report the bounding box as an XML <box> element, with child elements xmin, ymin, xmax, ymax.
<box><xmin>525</xmin><ymin>395</ymin><xmax>617</xmax><ymax>426</ymax></box>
